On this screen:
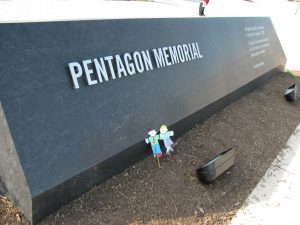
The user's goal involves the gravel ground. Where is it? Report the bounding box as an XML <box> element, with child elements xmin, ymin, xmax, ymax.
<box><xmin>1</xmin><ymin>72</ymin><xmax>300</xmax><ymax>225</ymax></box>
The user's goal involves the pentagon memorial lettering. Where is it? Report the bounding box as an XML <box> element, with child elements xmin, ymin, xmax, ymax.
<box><xmin>68</xmin><ymin>42</ymin><xmax>203</xmax><ymax>89</ymax></box>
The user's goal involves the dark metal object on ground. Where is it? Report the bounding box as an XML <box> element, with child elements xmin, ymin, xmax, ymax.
<box><xmin>196</xmin><ymin>148</ymin><xmax>235</xmax><ymax>184</ymax></box>
<box><xmin>284</xmin><ymin>84</ymin><xmax>297</xmax><ymax>102</ymax></box>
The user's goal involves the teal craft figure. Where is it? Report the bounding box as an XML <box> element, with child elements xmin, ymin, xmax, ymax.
<box><xmin>145</xmin><ymin>128</ymin><xmax>163</xmax><ymax>167</ymax></box>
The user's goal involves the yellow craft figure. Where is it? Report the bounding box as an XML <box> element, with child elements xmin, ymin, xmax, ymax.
<box><xmin>159</xmin><ymin>125</ymin><xmax>175</xmax><ymax>155</ymax></box>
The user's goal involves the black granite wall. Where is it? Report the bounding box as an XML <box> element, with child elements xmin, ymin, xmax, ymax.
<box><xmin>0</xmin><ymin>17</ymin><xmax>286</xmax><ymax>224</ymax></box>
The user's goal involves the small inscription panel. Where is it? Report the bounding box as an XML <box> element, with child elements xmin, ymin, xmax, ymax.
<box><xmin>245</xmin><ymin>26</ymin><xmax>270</xmax><ymax>69</ymax></box>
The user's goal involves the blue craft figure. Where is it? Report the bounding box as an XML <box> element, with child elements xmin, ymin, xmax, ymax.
<box><xmin>159</xmin><ymin>125</ymin><xmax>175</xmax><ymax>156</ymax></box>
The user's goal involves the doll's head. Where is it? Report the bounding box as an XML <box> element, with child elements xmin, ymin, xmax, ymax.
<box><xmin>148</xmin><ymin>129</ymin><xmax>157</xmax><ymax>137</ymax></box>
<box><xmin>160</xmin><ymin>125</ymin><xmax>168</xmax><ymax>134</ymax></box>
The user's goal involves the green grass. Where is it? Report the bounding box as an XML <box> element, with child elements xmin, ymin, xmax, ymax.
<box><xmin>286</xmin><ymin>71</ymin><xmax>296</xmax><ymax>78</ymax></box>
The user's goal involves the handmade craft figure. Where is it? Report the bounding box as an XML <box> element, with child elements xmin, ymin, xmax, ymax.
<box><xmin>145</xmin><ymin>129</ymin><xmax>163</xmax><ymax>157</ymax></box>
<box><xmin>145</xmin><ymin>129</ymin><xmax>163</xmax><ymax>167</ymax></box>
<box><xmin>159</xmin><ymin>125</ymin><xmax>175</xmax><ymax>156</ymax></box>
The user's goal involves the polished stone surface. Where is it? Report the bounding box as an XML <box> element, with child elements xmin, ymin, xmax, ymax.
<box><xmin>0</xmin><ymin>17</ymin><xmax>286</xmax><ymax>223</ymax></box>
